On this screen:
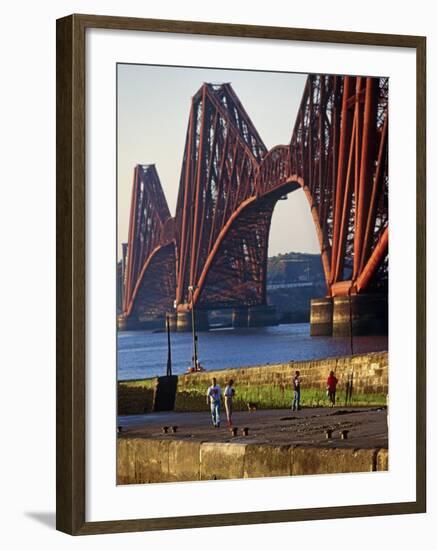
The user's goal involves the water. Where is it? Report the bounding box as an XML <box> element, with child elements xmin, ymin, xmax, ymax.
<box><xmin>117</xmin><ymin>323</ymin><xmax>388</xmax><ymax>381</ymax></box>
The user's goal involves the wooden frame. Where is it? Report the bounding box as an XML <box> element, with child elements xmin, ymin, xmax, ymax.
<box><xmin>56</xmin><ymin>13</ymin><xmax>426</xmax><ymax>535</ymax></box>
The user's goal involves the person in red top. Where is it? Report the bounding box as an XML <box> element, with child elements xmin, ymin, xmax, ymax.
<box><xmin>326</xmin><ymin>370</ymin><xmax>338</xmax><ymax>406</ymax></box>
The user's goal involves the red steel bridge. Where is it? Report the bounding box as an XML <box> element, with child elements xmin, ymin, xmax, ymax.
<box><xmin>120</xmin><ymin>75</ymin><xmax>388</xmax><ymax>335</ymax></box>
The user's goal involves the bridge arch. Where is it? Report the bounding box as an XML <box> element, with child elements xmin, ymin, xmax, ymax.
<box><xmin>192</xmin><ymin>171</ymin><xmax>331</xmax><ymax>309</ymax></box>
<box><xmin>125</xmin><ymin>241</ymin><xmax>176</xmax><ymax>322</ymax></box>
<box><xmin>122</xmin><ymin>75</ymin><xmax>388</xmax><ymax>329</ymax></box>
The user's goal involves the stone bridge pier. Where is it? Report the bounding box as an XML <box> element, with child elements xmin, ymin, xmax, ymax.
<box><xmin>310</xmin><ymin>294</ymin><xmax>388</xmax><ymax>337</ymax></box>
<box><xmin>174</xmin><ymin>309</ymin><xmax>210</xmax><ymax>332</ymax></box>
<box><xmin>232</xmin><ymin>305</ymin><xmax>277</xmax><ymax>328</ymax></box>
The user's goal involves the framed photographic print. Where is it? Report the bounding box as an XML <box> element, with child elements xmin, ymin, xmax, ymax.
<box><xmin>56</xmin><ymin>14</ymin><xmax>426</xmax><ymax>535</ymax></box>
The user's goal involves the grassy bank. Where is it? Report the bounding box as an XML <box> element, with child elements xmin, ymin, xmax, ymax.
<box><xmin>117</xmin><ymin>352</ymin><xmax>388</xmax><ymax>415</ymax></box>
<box><xmin>118</xmin><ymin>378</ymin><xmax>386</xmax><ymax>415</ymax></box>
<box><xmin>174</xmin><ymin>384</ymin><xmax>386</xmax><ymax>412</ymax></box>
<box><xmin>118</xmin><ymin>378</ymin><xmax>156</xmax><ymax>414</ymax></box>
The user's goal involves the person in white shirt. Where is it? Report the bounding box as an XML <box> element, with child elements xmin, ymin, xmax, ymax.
<box><xmin>223</xmin><ymin>379</ymin><xmax>235</xmax><ymax>428</ymax></box>
<box><xmin>206</xmin><ymin>377</ymin><xmax>222</xmax><ymax>428</ymax></box>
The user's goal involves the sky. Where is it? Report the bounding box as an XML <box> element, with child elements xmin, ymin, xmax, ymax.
<box><xmin>117</xmin><ymin>64</ymin><xmax>320</xmax><ymax>260</ymax></box>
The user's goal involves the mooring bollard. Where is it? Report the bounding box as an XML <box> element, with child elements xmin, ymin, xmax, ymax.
<box><xmin>341</xmin><ymin>430</ymin><xmax>349</xmax><ymax>440</ymax></box>
<box><xmin>162</xmin><ymin>426</ymin><xmax>169</xmax><ymax>434</ymax></box>
<box><xmin>243</xmin><ymin>427</ymin><xmax>249</xmax><ymax>436</ymax></box>
<box><xmin>325</xmin><ymin>429</ymin><xmax>333</xmax><ymax>439</ymax></box>
<box><xmin>231</xmin><ymin>427</ymin><xmax>238</xmax><ymax>437</ymax></box>
<box><xmin>171</xmin><ymin>426</ymin><xmax>178</xmax><ymax>434</ymax></box>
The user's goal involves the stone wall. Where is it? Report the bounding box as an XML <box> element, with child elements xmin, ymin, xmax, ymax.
<box><xmin>117</xmin><ymin>437</ymin><xmax>388</xmax><ymax>484</ymax></box>
<box><xmin>174</xmin><ymin>351</ymin><xmax>388</xmax><ymax>411</ymax></box>
<box><xmin>118</xmin><ymin>379</ymin><xmax>157</xmax><ymax>415</ymax></box>
<box><xmin>118</xmin><ymin>351</ymin><xmax>388</xmax><ymax>415</ymax></box>
<box><xmin>177</xmin><ymin>351</ymin><xmax>387</xmax><ymax>394</ymax></box>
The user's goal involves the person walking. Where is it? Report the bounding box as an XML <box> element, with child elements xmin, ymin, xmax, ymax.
<box><xmin>291</xmin><ymin>370</ymin><xmax>301</xmax><ymax>411</ymax></box>
<box><xmin>326</xmin><ymin>370</ymin><xmax>339</xmax><ymax>406</ymax></box>
<box><xmin>206</xmin><ymin>377</ymin><xmax>222</xmax><ymax>428</ymax></box>
<box><xmin>223</xmin><ymin>379</ymin><xmax>235</xmax><ymax>428</ymax></box>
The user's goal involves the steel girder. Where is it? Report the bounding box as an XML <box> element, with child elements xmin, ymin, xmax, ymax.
<box><xmin>121</xmin><ymin>76</ymin><xmax>388</xmax><ymax>321</ymax></box>
<box><xmin>123</xmin><ymin>164</ymin><xmax>175</xmax><ymax>317</ymax></box>
<box><xmin>174</xmin><ymin>83</ymin><xmax>267</xmax><ymax>309</ymax></box>
<box><xmin>128</xmin><ymin>242</ymin><xmax>176</xmax><ymax>320</ymax></box>
<box><xmin>258</xmin><ymin>75</ymin><xmax>389</xmax><ymax>297</ymax></box>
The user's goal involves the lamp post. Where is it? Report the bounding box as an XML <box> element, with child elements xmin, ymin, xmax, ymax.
<box><xmin>348</xmin><ymin>288</ymin><xmax>354</xmax><ymax>356</ymax></box>
<box><xmin>165</xmin><ymin>313</ymin><xmax>172</xmax><ymax>377</ymax></box>
<box><xmin>188</xmin><ymin>285</ymin><xmax>199</xmax><ymax>371</ymax></box>
<box><xmin>345</xmin><ymin>287</ymin><xmax>355</xmax><ymax>405</ymax></box>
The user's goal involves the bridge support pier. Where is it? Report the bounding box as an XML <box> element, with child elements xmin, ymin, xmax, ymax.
<box><xmin>247</xmin><ymin>305</ymin><xmax>278</xmax><ymax>327</ymax></box>
<box><xmin>176</xmin><ymin>312</ymin><xmax>191</xmax><ymax>332</ymax></box>
<box><xmin>167</xmin><ymin>313</ymin><xmax>178</xmax><ymax>332</ymax></box>
<box><xmin>232</xmin><ymin>307</ymin><xmax>249</xmax><ymax>328</ymax></box>
<box><xmin>332</xmin><ymin>294</ymin><xmax>388</xmax><ymax>337</ymax></box>
<box><xmin>176</xmin><ymin>310</ymin><xmax>210</xmax><ymax>332</ymax></box>
<box><xmin>117</xmin><ymin>314</ymin><xmax>131</xmax><ymax>331</ymax></box>
<box><xmin>310</xmin><ymin>298</ymin><xmax>333</xmax><ymax>336</ymax></box>
<box><xmin>117</xmin><ymin>314</ymin><xmax>165</xmax><ymax>331</ymax></box>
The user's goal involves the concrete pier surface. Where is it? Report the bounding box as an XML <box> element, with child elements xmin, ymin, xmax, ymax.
<box><xmin>118</xmin><ymin>406</ymin><xmax>388</xmax><ymax>449</ymax></box>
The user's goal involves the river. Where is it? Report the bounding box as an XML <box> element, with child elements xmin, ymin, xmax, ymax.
<box><xmin>117</xmin><ymin>323</ymin><xmax>388</xmax><ymax>381</ymax></box>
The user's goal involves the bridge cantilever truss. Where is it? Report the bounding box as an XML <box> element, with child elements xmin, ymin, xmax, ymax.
<box><xmin>121</xmin><ymin>75</ymin><xmax>388</xmax><ymax>325</ymax></box>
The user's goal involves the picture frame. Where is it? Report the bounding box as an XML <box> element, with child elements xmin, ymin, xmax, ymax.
<box><xmin>56</xmin><ymin>13</ymin><xmax>426</xmax><ymax>535</ymax></box>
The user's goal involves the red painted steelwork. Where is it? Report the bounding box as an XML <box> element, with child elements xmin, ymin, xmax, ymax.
<box><xmin>356</xmin><ymin>227</ymin><xmax>388</xmax><ymax>293</ymax></box>
<box><xmin>123</xmin><ymin>165</ymin><xmax>174</xmax><ymax>319</ymax></box>
<box><xmin>174</xmin><ymin>83</ymin><xmax>266</xmax><ymax>309</ymax></box>
<box><xmin>121</xmin><ymin>76</ymin><xmax>388</xmax><ymax>323</ymax></box>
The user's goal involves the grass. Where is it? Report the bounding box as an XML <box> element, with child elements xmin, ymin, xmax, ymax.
<box><xmin>174</xmin><ymin>384</ymin><xmax>386</xmax><ymax>412</ymax></box>
<box><xmin>118</xmin><ymin>378</ymin><xmax>157</xmax><ymax>414</ymax></box>
<box><xmin>118</xmin><ymin>378</ymin><xmax>387</xmax><ymax>414</ymax></box>
<box><xmin>118</xmin><ymin>379</ymin><xmax>156</xmax><ymax>389</ymax></box>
